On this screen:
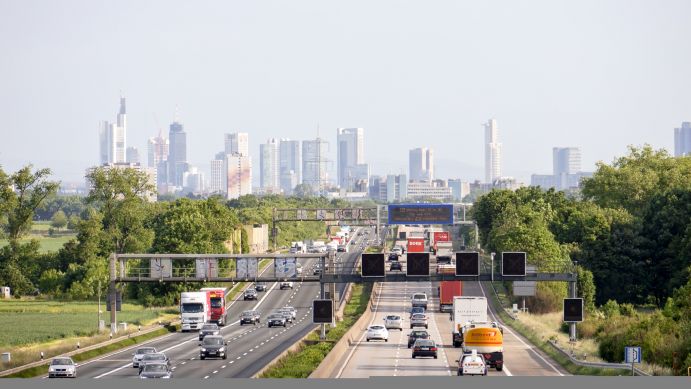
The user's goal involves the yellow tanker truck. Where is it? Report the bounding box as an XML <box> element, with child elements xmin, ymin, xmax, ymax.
<box><xmin>462</xmin><ymin>323</ymin><xmax>504</xmax><ymax>371</ymax></box>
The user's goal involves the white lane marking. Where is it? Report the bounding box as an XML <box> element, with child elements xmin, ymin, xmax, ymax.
<box><xmin>181</xmin><ymin>361</ymin><xmax>186</xmax><ymax>365</ymax></box>
<box><xmin>236</xmin><ymin>356</ymin><xmax>242</xmax><ymax>360</ymax></box>
<box><xmin>213</xmin><ymin>370</ymin><xmax>218</xmax><ymax>374</ymax></box>
<box><xmin>479</xmin><ymin>282</ymin><xmax>562</xmax><ymax>376</ymax></box>
<box><xmin>221</xmin><ymin>365</ymin><xmax>226</xmax><ymax>369</ymax></box>
<box><xmin>204</xmin><ymin>375</ymin><xmax>209</xmax><ymax>379</ymax></box>
<box><xmin>230</xmin><ymin>361</ymin><xmax>235</xmax><ymax>364</ymax></box>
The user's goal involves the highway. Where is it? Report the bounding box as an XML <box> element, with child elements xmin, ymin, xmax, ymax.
<box><xmin>62</xmin><ymin>228</ymin><xmax>370</xmax><ymax>379</ymax></box>
<box><xmin>335</xmin><ymin>251</ymin><xmax>568</xmax><ymax>378</ymax></box>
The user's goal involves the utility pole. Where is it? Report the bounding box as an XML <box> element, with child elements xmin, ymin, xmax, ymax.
<box><xmin>98</xmin><ymin>280</ymin><xmax>101</xmax><ymax>332</ymax></box>
<box><xmin>569</xmin><ymin>261</ymin><xmax>578</xmax><ymax>342</ymax></box>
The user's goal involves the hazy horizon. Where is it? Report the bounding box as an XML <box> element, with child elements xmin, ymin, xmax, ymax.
<box><xmin>2</xmin><ymin>0</ymin><xmax>690</xmax><ymax>186</ymax></box>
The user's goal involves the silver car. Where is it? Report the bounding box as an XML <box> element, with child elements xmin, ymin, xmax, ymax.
<box><xmin>410</xmin><ymin>313</ymin><xmax>428</xmax><ymax>329</ymax></box>
<box><xmin>384</xmin><ymin>315</ymin><xmax>403</xmax><ymax>331</ymax></box>
<box><xmin>138</xmin><ymin>353</ymin><xmax>170</xmax><ymax>373</ymax></box>
<box><xmin>48</xmin><ymin>357</ymin><xmax>77</xmax><ymax>378</ymax></box>
<box><xmin>139</xmin><ymin>362</ymin><xmax>172</xmax><ymax>379</ymax></box>
<box><xmin>132</xmin><ymin>347</ymin><xmax>157</xmax><ymax>368</ymax></box>
<box><xmin>279</xmin><ymin>306</ymin><xmax>297</xmax><ymax>320</ymax></box>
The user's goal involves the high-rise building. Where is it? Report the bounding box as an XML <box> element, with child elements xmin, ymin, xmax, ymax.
<box><xmin>409</xmin><ymin>148</ymin><xmax>434</xmax><ymax>182</ymax></box>
<box><xmin>147</xmin><ymin>131</ymin><xmax>169</xmax><ymax>168</ymax></box>
<box><xmin>209</xmin><ymin>152</ymin><xmax>226</xmax><ymax>195</ymax></box>
<box><xmin>336</xmin><ymin>128</ymin><xmax>369</xmax><ymax>190</ymax></box>
<box><xmin>302</xmin><ymin>138</ymin><xmax>329</xmax><ymax>194</ymax></box>
<box><xmin>448</xmin><ymin>179</ymin><xmax>470</xmax><ymax>201</ymax></box>
<box><xmin>226</xmin><ymin>154</ymin><xmax>252</xmax><ymax>199</ymax></box>
<box><xmin>553</xmin><ymin>147</ymin><xmax>581</xmax><ymax>176</ymax></box>
<box><xmin>183</xmin><ymin>166</ymin><xmax>205</xmax><ymax>194</ymax></box>
<box><xmin>98</xmin><ymin>97</ymin><xmax>127</xmax><ymax>164</ymax></box>
<box><xmin>279</xmin><ymin>139</ymin><xmax>301</xmax><ymax>195</ymax></box>
<box><xmin>484</xmin><ymin>119</ymin><xmax>502</xmax><ymax>183</ymax></box>
<box><xmin>126</xmin><ymin>146</ymin><xmax>140</xmax><ymax>165</ymax></box>
<box><xmin>260</xmin><ymin>138</ymin><xmax>280</xmax><ymax>191</ymax></box>
<box><xmin>225</xmin><ymin>133</ymin><xmax>249</xmax><ymax>156</ymax></box>
<box><xmin>674</xmin><ymin>122</ymin><xmax>691</xmax><ymax>157</ymax></box>
<box><xmin>168</xmin><ymin>121</ymin><xmax>187</xmax><ymax>187</ymax></box>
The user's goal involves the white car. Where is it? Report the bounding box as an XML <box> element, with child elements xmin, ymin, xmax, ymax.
<box><xmin>384</xmin><ymin>315</ymin><xmax>403</xmax><ymax>331</ymax></box>
<box><xmin>366</xmin><ymin>325</ymin><xmax>389</xmax><ymax>342</ymax></box>
<box><xmin>411</xmin><ymin>292</ymin><xmax>428</xmax><ymax>309</ymax></box>
<box><xmin>48</xmin><ymin>357</ymin><xmax>77</xmax><ymax>378</ymax></box>
<box><xmin>410</xmin><ymin>313</ymin><xmax>428</xmax><ymax>329</ymax></box>
<box><xmin>132</xmin><ymin>347</ymin><xmax>157</xmax><ymax>368</ymax></box>
<box><xmin>458</xmin><ymin>350</ymin><xmax>488</xmax><ymax>376</ymax></box>
<box><xmin>392</xmin><ymin>246</ymin><xmax>403</xmax><ymax>256</ymax></box>
<box><xmin>279</xmin><ymin>281</ymin><xmax>294</xmax><ymax>290</ymax></box>
<box><xmin>296</xmin><ymin>263</ymin><xmax>303</xmax><ymax>275</ymax></box>
<box><xmin>279</xmin><ymin>306</ymin><xmax>297</xmax><ymax>320</ymax></box>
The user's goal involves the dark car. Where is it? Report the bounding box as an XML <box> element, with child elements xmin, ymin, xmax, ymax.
<box><xmin>138</xmin><ymin>362</ymin><xmax>172</xmax><ymax>379</ymax></box>
<box><xmin>390</xmin><ymin>261</ymin><xmax>402</xmax><ymax>271</ymax></box>
<box><xmin>407</xmin><ymin>330</ymin><xmax>430</xmax><ymax>348</ymax></box>
<box><xmin>198</xmin><ymin>323</ymin><xmax>220</xmax><ymax>341</ymax></box>
<box><xmin>240</xmin><ymin>310</ymin><xmax>260</xmax><ymax>325</ymax></box>
<box><xmin>411</xmin><ymin>339</ymin><xmax>437</xmax><ymax>359</ymax></box>
<box><xmin>388</xmin><ymin>253</ymin><xmax>399</xmax><ymax>261</ymax></box>
<box><xmin>254</xmin><ymin>283</ymin><xmax>267</xmax><ymax>292</ymax></box>
<box><xmin>138</xmin><ymin>353</ymin><xmax>170</xmax><ymax>374</ymax></box>
<box><xmin>267</xmin><ymin>314</ymin><xmax>287</xmax><ymax>328</ymax></box>
<box><xmin>199</xmin><ymin>335</ymin><xmax>227</xmax><ymax>360</ymax></box>
<box><xmin>244</xmin><ymin>289</ymin><xmax>257</xmax><ymax>300</ymax></box>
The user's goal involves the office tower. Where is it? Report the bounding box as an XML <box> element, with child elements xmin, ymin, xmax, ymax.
<box><xmin>168</xmin><ymin>121</ymin><xmax>187</xmax><ymax>187</ymax></box>
<box><xmin>98</xmin><ymin>97</ymin><xmax>127</xmax><ymax>164</ymax></box>
<box><xmin>553</xmin><ymin>147</ymin><xmax>582</xmax><ymax>176</ymax></box>
<box><xmin>302</xmin><ymin>137</ymin><xmax>329</xmax><ymax>194</ymax></box>
<box><xmin>209</xmin><ymin>152</ymin><xmax>226</xmax><ymax>195</ymax></box>
<box><xmin>336</xmin><ymin>128</ymin><xmax>369</xmax><ymax>190</ymax></box>
<box><xmin>484</xmin><ymin>119</ymin><xmax>502</xmax><ymax>183</ymax></box>
<box><xmin>147</xmin><ymin>131</ymin><xmax>169</xmax><ymax>168</ymax></box>
<box><xmin>126</xmin><ymin>147</ymin><xmax>140</xmax><ymax>165</ymax></box>
<box><xmin>674</xmin><ymin>122</ymin><xmax>691</xmax><ymax>157</ymax></box>
<box><xmin>409</xmin><ymin>147</ymin><xmax>434</xmax><ymax>182</ymax></box>
<box><xmin>260</xmin><ymin>138</ymin><xmax>280</xmax><ymax>191</ymax></box>
<box><xmin>183</xmin><ymin>166</ymin><xmax>205</xmax><ymax>194</ymax></box>
<box><xmin>279</xmin><ymin>139</ymin><xmax>301</xmax><ymax>195</ymax></box>
<box><xmin>448</xmin><ymin>179</ymin><xmax>470</xmax><ymax>201</ymax></box>
<box><xmin>226</xmin><ymin>154</ymin><xmax>252</xmax><ymax>199</ymax></box>
<box><xmin>225</xmin><ymin>132</ymin><xmax>249</xmax><ymax>156</ymax></box>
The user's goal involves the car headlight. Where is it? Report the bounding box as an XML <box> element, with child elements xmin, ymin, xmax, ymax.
<box><xmin>201</xmin><ymin>348</ymin><xmax>206</xmax><ymax>352</ymax></box>
<box><xmin>49</xmin><ymin>367</ymin><xmax>55</xmax><ymax>372</ymax></box>
<box><xmin>140</xmin><ymin>376</ymin><xmax>148</xmax><ymax>379</ymax></box>
<box><xmin>219</xmin><ymin>347</ymin><xmax>225</xmax><ymax>352</ymax></box>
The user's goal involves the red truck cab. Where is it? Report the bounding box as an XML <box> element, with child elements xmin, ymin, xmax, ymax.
<box><xmin>200</xmin><ymin>287</ymin><xmax>228</xmax><ymax>326</ymax></box>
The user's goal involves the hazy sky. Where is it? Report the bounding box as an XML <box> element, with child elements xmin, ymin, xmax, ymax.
<box><xmin>2</xmin><ymin>0</ymin><xmax>690</xmax><ymax>185</ymax></box>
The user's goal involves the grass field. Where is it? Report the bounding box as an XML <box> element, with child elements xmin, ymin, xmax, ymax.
<box><xmin>0</xmin><ymin>221</ymin><xmax>77</xmax><ymax>253</ymax></box>
<box><xmin>0</xmin><ymin>300</ymin><xmax>177</xmax><ymax>348</ymax></box>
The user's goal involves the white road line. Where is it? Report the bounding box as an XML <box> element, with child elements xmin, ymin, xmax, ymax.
<box><xmin>204</xmin><ymin>375</ymin><xmax>209</xmax><ymax>379</ymax></box>
<box><xmin>221</xmin><ymin>365</ymin><xmax>226</xmax><ymax>369</ymax></box>
<box><xmin>236</xmin><ymin>357</ymin><xmax>241</xmax><ymax>360</ymax></box>
<box><xmin>230</xmin><ymin>360</ymin><xmax>235</xmax><ymax>364</ymax></box>
<box><xmin>478</xmin><ymin>282</ymin><xmax>563</xmax><ymax>376</ymax></box>
<box><xmin>213</xmin><ymin>370</ymin><xmax>218</xmax><ymax>374</ymax></box>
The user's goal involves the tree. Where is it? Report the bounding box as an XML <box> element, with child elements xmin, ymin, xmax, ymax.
<box><xmin>293</xmin><ymin>183</ymin><xmax>313</xmax><ymax>198</ymax></box>
<box><xmin>51</xmin><ymin>210</ymin><xmax>67</xmax><ymax>230</ymax></box>
<box><xmin>67</xmin><ymin>215</ymin><xmax>80</xmax><ymax>230</ymax></box>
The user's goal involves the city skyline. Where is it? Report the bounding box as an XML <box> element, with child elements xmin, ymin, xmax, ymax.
<box><xmin>2</xmin><ymin>1</ymin><xmax>690</xmax><ymax>186</ymax></box>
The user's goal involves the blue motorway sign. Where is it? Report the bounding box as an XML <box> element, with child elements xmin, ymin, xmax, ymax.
<box><xmin>625</xmin><ymin>346</ymin><xmax>642</xmax><ymax>364</ymax></box>
<box><xmin>387</xmin><ymin>204</ymin><xmax>454</xmax><ymax>225</ymax></box>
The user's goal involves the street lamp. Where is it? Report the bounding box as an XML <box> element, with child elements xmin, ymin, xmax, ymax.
<box><xmin>491</xmin><ymin>252</ymin><xmax>496</xmax><ymax>282</ymax></box>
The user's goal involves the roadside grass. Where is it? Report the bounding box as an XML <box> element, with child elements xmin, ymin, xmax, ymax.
<box><xmin>483</xmin><ymin>281</ymin><xmax>629</xmax><ymax>376</ymax></box>
<box><xmin>3</xmin><ymin>326</ymin><xmax>174</xmax><ymax>378</ymax></box>
<box><xmin>259</xmin><ymin>283</ymin><xmax>372</xmax><ymax>378</ymax></box>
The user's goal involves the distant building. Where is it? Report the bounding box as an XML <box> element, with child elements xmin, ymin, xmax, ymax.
<box><xmin>243</xmin><ymin>224</ymin><xmax>269</xmax><ymax>253</ymax></box>
<box><xmin>226</xmin><ymin>154</ymin><xmax>252</xmax><ymax>199</ymax></box>
<box><xmin>532</xmin><ymin>147</ymin><xmax>591</xmax><ymax>191</ymax></box>
<box><xmin>99</xmin><ymin>97</ymin><xmax>127</xmax><ymax>164</ymax></box>
<box><xmin>302</xmin><ymin>138</ymin><xmax>329</xmax><ymax>194</ymax></box>
<box><xmin>260</xmin><ymin>138</ymin><xmax>280</xmax><ymax>192</ymax></box>
<box><xmin>369</xmin><ymin>174</ymin><xmax>407</xmax><ymax>202</ymax></box>
<box><xmin>126</xmin><ymin>146</ymin><xmax>140</xmax><ymax>165</ymax></box>
<box><xmin>168</xmin><ymin>121</ymin><xmax>187</xmax><ymax>187</ymax></box>
<box><xmin>279</xmin><ymin>139</ymin><xmax>301</xmax><ymax>195</ymax></box>
<box><xmin>147</xmin><ymin>131</ymin><xmax>169</xmax><ymax>168</ymax></box>
<box><xmin>183</xmin><ymin>166</ymin><xmax>205</xmax><ymax>194</ymax></box>
<box><xmin>674</xmin><ymin>122</ymin><xmax>691</xmax><ymax>157</ymax></box>
<box><xmin>86</xmin><ymin>162</ymin><xmax>156</xmax><ymax>202</ymax></box>
<box><xmin>225</xmin><ymin>132</ymin><xmax>249</xmax><ymax>157</ymax></box>
<box><xmin>209</xmin><ymin>153</ymin><xmax>226</xmax><ymax>195</ymax></box>
<box><xmin>337</xmin><ymin>128</ymin><xmax>369</xmax><ymax>191</ymax></box>
<box><xmin>448</xmin><ymin>179</ymin><xmax>470</xmax><ymax>201</ymax></box>
<box><xmin>407</xmin><ymin>181</ymin><xmax>453</xmax><ymax>201</ymax></box>
<box><xmin>409</xmin><ymin>148</ymin><xmax>434</xmax><ymax>182</ymax></box>
<box><xmin>484</xmin><ymin>119</ymin><xmax>502</xmax><ymax>183</ymax></box>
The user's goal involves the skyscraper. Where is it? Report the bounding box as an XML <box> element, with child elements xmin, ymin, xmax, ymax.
<box><xmin>336</xmin><ymin>128</ymin><xmax>369</xmax><ymax>190</ymax></box>
<box><xmin>279</xmin><ymin>139</ymin><xmax>301</xmax><ymax>195</ymax></box>
<box><xmin>553</xmin><ymin>147</ymin><xmax>581</xmax><ymax>176</ymax></box>
<box><xmin>302</xmin><ymin>138</ymin><xmax>329</xmax><ymax>194</ymax></box>
<box><xmin>260</xmin><ymin>138</ymin><xmax>280</xmax><ymax>191</ymax></box>
<box><xmin>98</xmin><ymin>97</ymin><xmax>127</xmax><ymax>164</ymax></box>
<box><xmin>147</xmin><ymin>131</ymin><xmax>169</xmax><ymax>168</ymax></box>
<box><xmin>225</xmin><ymin>133</ymin><xmax>249</xmax><ymax>156</ymax></box>
<box><xmin>226</xmin><ymin>154</ymin><xmax>252</xmax><ymax>199</ymax></box>
<box><xmin>484</xmin><ymin>119</ymin><xmax>502</xmax><ymax>183</ymax></box>
<box><xmin>674</xmin><ymin>122</ymin><xmax>691</xmax><ymax>157</ymax></box>
<box><xmin>126</xmin><ymin>146</ymin><xmax>140</xmax><ymax>164</ymax></box>
<box><xmin>209</xmin><ymin>152</ymin><xmax>226</xmax><ymax>195</ymax></box>
<box><xmin>409</xmin><ymin>147</ymin><xmax>434</xmax><ymax>182</ymax></box>
<box><xmin>168</xmin><ymin>121</ymin><xmax>187</xmax><ymax>187</ymax></box>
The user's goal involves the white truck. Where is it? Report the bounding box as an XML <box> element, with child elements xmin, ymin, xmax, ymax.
<box><xmin>434</xmin><ymin>241</ymin><xmax>454</xmax><ymax>264</ymax></box>
<box><xmin>180</xmin><ymin>291</ymin><xmax>210</xmax><ymax>332</ymax></box>
<box><xmin>451</xmin><ymin>296</ymin><xmax>488</xmax><ymax>347</ymax></box>
<box><xmin>289</xmin><ymin>241</ymin><xmax>306</xmax><ymax>254</ymax></box>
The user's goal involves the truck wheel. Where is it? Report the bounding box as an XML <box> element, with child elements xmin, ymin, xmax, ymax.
<box><xmin>457</xmin><ymin>370</ymin><xmax>462</xmax><ymax>376</ymax></box>
<box><xmin>223</xmin><ymin>354</ymin><xmax>227</xmax><ymax>360</ymax></box>
<box><xmin>496</xmin><ymin>364</ymin><xmax>503</xmax><ymax>372</ymax></box>
<box><xmin>200</xmin><ymin>356</ymin><xmax>205</xmax><ymax>360</ymax></box>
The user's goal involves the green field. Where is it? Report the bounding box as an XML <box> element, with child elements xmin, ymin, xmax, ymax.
<box><xmin>0</xmin><ymin>234</ymin><xmax>75</xmax><ymax>253</ymax></box>
<box><xmin>0</xmin><ymin>300</ymin><xmax>177</xmax><ymax>348</ymax></box>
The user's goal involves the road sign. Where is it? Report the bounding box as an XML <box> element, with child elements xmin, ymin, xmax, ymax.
<box><xmin>106</xmin><ymin>291</ymin><xmax>122</xmax><ymax>311</ymax></box>
<box><xmin>625</xmin><ymin>347</ymin><xmax>642</xmax><ymax>364</ymax></box>
<box><xmin>237</xmin><ymin>258</ymin><xmax>258</xmax><ymax>279</ymax></box>
<box><xmin>563</xmin><ymin>298</ymin><xmax>584</xmax><ymax>322</ymax></box>
<box><xmin>513</xmin><ymin>265</ymin><xmax>537</xmax><ymax>296</ymax></box>
<box><xmin>501</xmin><ymin>252</ymin><xmax>526</xmax><ymax>276</ymax></box>
<box><xmin>297</xmin><ymin>209</ymin><xmax>307</xmax><ymax>220</ymax></box>
<box><xmin>150</xmin><ymin>258</ymin><xmax>172</xmax><ymax>278</ymax></box>
<box><xmin>313</xmin><ymin>299</ymin><xmax>333</xmax><ymax>323</ymax></box>
<box><xmin>406</xmin><ymin>253</ymin><xmax>430</xmax><ymax>276</ymax></box>
<box><xmin>275</xmin><ymin>258</ymin><xmax>297</xmax><ymax>278</ymax></box>
<box><xmin>455</xmin><ymin>252</ymin><xmax>480</xmax><ymax>276</ymax></box>
<box><xmin>196</xmin><ymin>258</ymin><xmax>219</xmax><ymax>278</ymax></box>
<box><xmin>316</xmin><ymin>209</ymin><xmax>327</xmax><ymax>220</ymax></box>
<box><xmin>387</xmin><ymin>204</ymin><xmax>454</xmax><ymax>225</ymax></box>
<box><xmin>361</xmin><ymin>254</ymin><xmax>385</xmax><ymax>277</ymax></box>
